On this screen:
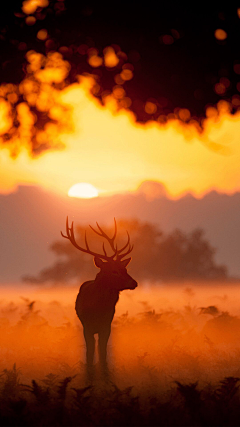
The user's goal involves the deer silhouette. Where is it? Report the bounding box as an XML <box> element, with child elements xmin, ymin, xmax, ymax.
<box><xmin>61</xmin><ymin>218</ymin><xmax>137</xmax><ymax>372</ymax></box>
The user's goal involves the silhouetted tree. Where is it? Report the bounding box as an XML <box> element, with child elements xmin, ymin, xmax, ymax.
<box><xmin>23</xmin><ymin>219</ymin><xmax>228</xmax><ymax>284</ymax></box>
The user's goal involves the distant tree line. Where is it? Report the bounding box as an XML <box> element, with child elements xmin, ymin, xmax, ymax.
<box><xmin>23</xmin><ymin>219</ymin><xmax>228</xmax><ymax>284</ymax></box>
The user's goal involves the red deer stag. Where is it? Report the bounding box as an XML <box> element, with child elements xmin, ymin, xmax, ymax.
<box><xmin>61</xmin><ymin>217</ymin><xmax>137</xmax><ymax>371</ymax></box>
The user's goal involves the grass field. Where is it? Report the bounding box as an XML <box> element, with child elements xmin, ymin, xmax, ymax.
<box><xmin>0</xmin><ymin>281</ymin><xmax>240</xmax><ymax>425</ymax></box>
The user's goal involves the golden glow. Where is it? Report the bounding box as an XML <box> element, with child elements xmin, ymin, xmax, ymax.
<box><xmin>103</xmin><ymin>47</ymin><xmax>119</xmax><ymax>68</ymax></box>
<box><xmin>232</xmin><ymin>95</ymin><xmax>240</xmax><ymax>107</ymax></box>
<box><xmin>0</xmin><ymin>282</ymin><xmax>240</xmax><ymax>385</ymax></box>
<box><xmin>114</xmin><ymin>74</ymin><xmax>125</xmax><ymax>85</ymax></box>
<box><xmin>0</xmin><ymin>50</ymin><xmax>71</xmax><ymax>157</ymax></box>
<box><xmin>22</xmin><ymin>0</ymin><xmax>49</xmax><ymax>15</ymax></box>
<box><xmin>25</xmin><ymin>16</ymin><xmax>36</xmax><ymax>25</ymax></box>
<box><xmin>37</xmin><ymin>29</ymin><xmax>48</xmax><ymax>41</ymax></box>
<box><xmin>120</xmin><ymin>69</ymin><xmax>133</xmax><ymax>81</ymax></box>
<box><xmin>215</xmin><ymin>83</ymin><xmax>226</xmax><ymax>95</ymax></box>
<box><xmin>68</xmin><ymin>182</ymin><xmax>99</xmax><ymax>198</ymax></box>
<box><xmin>1</xmin><ymin>52</ymin><xmax>240</xmax><ymax>198</ymax></box>
<box><xmin>214</xmin><ymin>29</ymin><xmax>227</xmax><ymax>40</ymax></box>
<box><xmin>113</xmin><ymin>86</ymin><xmax>125</xmax><ymax>99</ymax></box>
<box><xmin>0</xmin><ymin>98</ymin><xmax>12</xmax><ymax>134</ymax></box>
<box><xmin>178</xmin><ymin>108</ymin><xmax>191</xmax><ymax>121</ymax></box>
<box><xmin>88</xmin><ymin>55</ymin><xmax>103</xmax><ymax>68</ymax></box>
<box><xmin>145</xmin><ymin>102</ymin><xmax>157</xmax><ymax>115</ymax></box>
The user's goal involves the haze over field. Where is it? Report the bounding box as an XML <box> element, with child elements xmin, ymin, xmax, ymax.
<box><xmin>1</xmin><ymin>281</ymin><xmax>240</xmax><ymax>384</ymax></box>
<box><xmin>0</xmin><ymin>279</ymin><xmax>239</xmax><ymax>425</ymax></box>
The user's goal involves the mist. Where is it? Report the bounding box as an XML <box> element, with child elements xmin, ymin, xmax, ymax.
<box><xmin>1</xmin><ymin>280</ymin><xmax>240</xmax><ymax>385</ymax></box>
<box><xmin>0</xmin><ymin>280</ymin><xmax>239</xmax><ymax>425</ymax></box>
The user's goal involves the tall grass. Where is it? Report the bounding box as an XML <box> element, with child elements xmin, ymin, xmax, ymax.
<box><xmin>0</xmin><ymin>281</ymin><xmax>239</xmax><ymax>425</ymax></box>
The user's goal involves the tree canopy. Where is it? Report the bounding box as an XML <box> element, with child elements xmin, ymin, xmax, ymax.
<box><xmin>23</xmin><ymin>219</ymin><xmax>228</xmax><ymax>284</ymax></box>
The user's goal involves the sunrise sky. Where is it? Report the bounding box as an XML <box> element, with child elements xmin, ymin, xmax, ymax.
<box><xmin>1</xmin><ymin>3</ymin><xmax>240</xmax><ymax>200</ymax></box>
<box><xmin>1</xmin><ymin>75</ymin><xmax>240</xmax><ymax>198</ymax></box>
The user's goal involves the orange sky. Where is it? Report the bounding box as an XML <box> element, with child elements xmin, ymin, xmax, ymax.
<box><xmin>1</xmin><ymin>72</ymin><xmax>240</xmax><ymax>198</ymax></box>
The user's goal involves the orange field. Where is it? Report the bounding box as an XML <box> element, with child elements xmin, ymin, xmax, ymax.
<box><xmin>1</xmin><ymin>281</ymin><xmax>240</xmax><ymax>391</ymax></box>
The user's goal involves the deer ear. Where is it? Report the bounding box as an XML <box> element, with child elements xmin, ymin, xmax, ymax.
<box><xmin>121</xmin><ymin>257</ymin><xmax>132</xmax><ymax>268</ymax></box>
<box><xmin>94</xmin><ymin>257</ymin><xmax>105</xmax><ymax>269</ymax></box>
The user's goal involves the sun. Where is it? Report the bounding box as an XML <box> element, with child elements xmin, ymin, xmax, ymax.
<box><xmin>68</xmin><ymin>183</ymin><xmax>99</xmax><ymax>199</ymax></box>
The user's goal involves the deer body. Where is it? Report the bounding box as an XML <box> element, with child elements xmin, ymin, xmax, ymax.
<box><xmin>61</xmin><ymin>218</ymin><xmax>137</xmax><ymax>370</ymax></box>
<box><xmin>75</xmin><ymin>278</ymin><xmax>119</xmax><ymax>367</ymax></box>
<box><xmin>75</xmin><ymin>280</ymin><xmax>119</xmax><ymax>335</ymax></box>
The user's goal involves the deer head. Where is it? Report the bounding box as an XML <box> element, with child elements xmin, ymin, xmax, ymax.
<box><xmin>61</xmin><ymin>218</ymin><xmax>137</xmax><ymax>291</ymax></box>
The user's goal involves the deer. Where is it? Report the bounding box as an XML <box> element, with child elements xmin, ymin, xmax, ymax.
<box><xmin>61</xmin><ymin>217</ymin><xmax>138</xmax><ymax>374</ymax></box>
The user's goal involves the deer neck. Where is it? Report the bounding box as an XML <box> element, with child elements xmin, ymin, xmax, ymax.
<box><xmin>94</xmin><ymin>273</ymin><xmax>120</xmax><ymax>297</ymax></box>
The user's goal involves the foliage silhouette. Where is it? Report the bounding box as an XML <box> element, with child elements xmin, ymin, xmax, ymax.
<box><xmin>23</xmin><ymin>219</ymin><xmax>228</xmax><ymax>284</ymax></box>
<box><xmin>0</xmin><ymin>370</ymin><xmax>239</xmax><ymax>426</ymax></box>
<box><xmin>0</xmin><ymin>288</ymin><xmax>240</xmax><ymax>425</ymax></box>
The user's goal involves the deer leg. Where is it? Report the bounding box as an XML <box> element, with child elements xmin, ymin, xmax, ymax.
<box><xmin>83</xmin><ymin>328</ymin><xmax>95</xmax><ymax>367</ymax></box>
<box><xmin>98</xmin><ymin>326</ymin><xmax>111</xmax><ymax>368</ymax></box>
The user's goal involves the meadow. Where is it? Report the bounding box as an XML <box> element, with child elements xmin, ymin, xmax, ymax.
<box><xmin>0</xmin><ymin>281</ymin><xmax>240</xmax><ymax>426</ymax></box>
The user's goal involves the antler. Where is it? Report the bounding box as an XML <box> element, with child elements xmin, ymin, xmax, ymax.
<box><xmin>116</xmin><ymin>231</ymin><xmax>134</xmax><ymax>260</ymax></box>
<box><xmin>90</xmin><ymin>218</ymin><xmax>133</xmax><ymax>261</ymax></box>
<box><xmin>61</xmin><ymin>217</ymin><xmax>133</xmax><ymax>261</ymax></box>
<box><xmin>61</xmin><ymin>217</ymin><xmax>116</xmax><ymax>261</ymax></box>
<box><xmin>89</xmin><ymin>218</ymin><xmax>117</xmax><ymax>254</ymax></box>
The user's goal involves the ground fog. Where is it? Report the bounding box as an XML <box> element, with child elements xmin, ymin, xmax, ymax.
<box><xmin>0</xmin><ymin>281</ymin><xmax>239</xmax><ymax>389</ymax></box>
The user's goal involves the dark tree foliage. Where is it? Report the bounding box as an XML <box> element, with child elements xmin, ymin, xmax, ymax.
<box><xmin>23</xmin><ymin>219</ymin><xmax>228</xmax><ymax>284</ymax></box>
<box><xmin>2</xmin><ymin>3</ymin><xmax>240</xmax><ymax>157</ymax></box>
